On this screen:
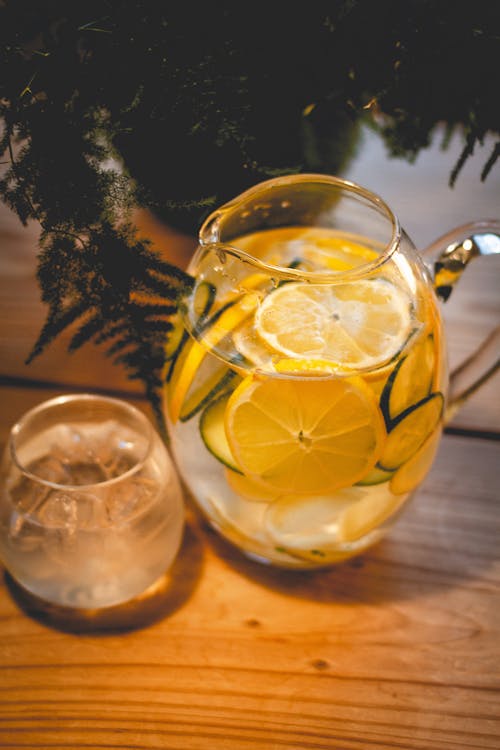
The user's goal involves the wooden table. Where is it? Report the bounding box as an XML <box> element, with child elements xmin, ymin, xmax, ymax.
<box><xmin>1</xmin><ymin>129</ymin><xmax>499</xmax><ymax>749</ymax></box>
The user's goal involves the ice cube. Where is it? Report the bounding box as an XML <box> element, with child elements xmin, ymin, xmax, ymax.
<box><xmin>58</xmin><ymin>420</ymin><xmax>140</xmax><ymax>481</ymax></box>
<box><xmin>7</xmin><ymin>510</ymin><xmax>41</xmax><ymax>551</ymax></box>
<box><xmin>74</xmin><ymin>491</ymin><xmax>105</xmax><ymax>529</ymax></box>
<box><xmin>50</xmin><ymin>424</ymin><xmax>102</xmax><ymax>474</ymax></box>
<box><xmin>9</xmin><ymin>473</ymin><xmax>52</xmax><ymax>514</ymax></box>
<box><xmin>37</xmin><ymin>490</ymin><xmax>78</xmax><ymax>532</ymax></box>
<box><xmin>104</xmin><ymin>474</ymin><xmax>155</xmax><ymax>524</ymax></box>
<box><xmin>98</xmin><ymin>426</ymin><xmax>139</xmax><ymax>480</ymax></box>
<box><xmin>50</xmin><ymin>425</ymin><xmax>86</xmax><ymax>461</ymax></box>
<box><xmin>101</xmin><ymin>450</ymin><xmax>136</xmax><ymax>480</ymax></box>
<box><xmin>65</xmin><ymin>459</ymin><xmax>108</xmax><ymax>486</ymax></box>
<box><xmin>27</xmin><ymin>454</ymin><xmax>71</xmax><ymax>485</ymax></box>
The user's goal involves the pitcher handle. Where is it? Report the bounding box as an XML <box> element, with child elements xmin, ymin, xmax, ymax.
<box><xmin>422</xmin><ymin>220</ymin><xmax>500</xmax><ymax>422</ymax></box>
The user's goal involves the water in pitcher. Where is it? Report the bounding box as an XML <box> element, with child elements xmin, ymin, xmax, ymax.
<box><xmin>165</xmin><ymin>226</ymin><xmax>446</xmax><ymax>567</ymax></box>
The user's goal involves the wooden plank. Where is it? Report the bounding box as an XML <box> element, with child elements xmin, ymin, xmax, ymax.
<box><xmin>0</xmin><ymin>207</ymin><xmax>196</xmax><ymax>394</ymax></box>
<box><xmin>0</xmin><ymin>432</ymin><xmax>498</xmax><ymax>749</ymax></box>
<box><xmin>0</xmin><ymin>385</ymin><xmax>153</xmax><ymax>455</ymax></box>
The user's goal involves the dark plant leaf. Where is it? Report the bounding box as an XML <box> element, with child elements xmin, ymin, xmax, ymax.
<box><xmin>0</xmin><ymin>1</ymin><xmax>498</xmax><ymax>435</ymax></box>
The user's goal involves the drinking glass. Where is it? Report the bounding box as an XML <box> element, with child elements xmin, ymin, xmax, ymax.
<box><xmin>163</xmin><ymin>174</ymin><xmax>499</xmax><ymax>568</ymax></box>
<box><xmin>0</xmin><ymin>394</ymin><xmax>184</xmax><ymax>608</ymax></box>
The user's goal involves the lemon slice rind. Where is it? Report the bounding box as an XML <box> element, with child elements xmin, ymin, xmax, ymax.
<box><xmin>254</xmin><ymin>278</ymin><xmax>413</xmax><ymax>372</ymax></box>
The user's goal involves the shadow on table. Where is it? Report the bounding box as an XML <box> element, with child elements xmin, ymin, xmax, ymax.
<box><xmin>4</xmin><ymin>520</ymin><xmax>204</xmax><ymax>634</ymax></box>
<box><xmin>199</xmin><ymin>507</ymin><xmax>498</xmax><ymax>607</ymax></box>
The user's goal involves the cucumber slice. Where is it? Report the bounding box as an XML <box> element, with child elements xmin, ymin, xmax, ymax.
<box><xmin>165</xmin><ymin>281</ymin><xmax>216</xmax><ymax>369</ymax></box>
<box><xmin>165</xmin><ymin>329</ymin><xmax>189</xmax><ymax>383</ymax></box>
<box><xmin>192</xmin><ymin>281</ymin><xmax>217</xmax><ymax>327</ymax></box>
<box><xmin>379</xmin><ymin>392</ymin><xmax>444</xmax><ymax>472</ymax></box>
<box><xmin>194</xmin><ymin>270</ymin><xmax>266</xmax><ymax>337</ymax></box>
<box><xmin>167</xmin><ymin>293</ymin><xmax>258</xmax><ymax>423</ymax></box>
<box><xmin>164</xmin><ymin>314</ymin><xmax>186</xmax><ymax>362</ymax></box>
<box><xmin>194</xmin><ymin>296</ymin><xmax>236</xmax><ymax>336</ymax></box>
<box><xmin>180</xmin><ymin>367</ymin><xmax>239</xmax><ymax>422</ymax></box>
<box><xmin>356</xmin><ymin>466</ymin><xmax>394</xmax><ymax>486</ymax></box>
<box><xmin>380</xmin><ymin>334</ymin><xmax>436</xmax><ymax>426</ymax></box>
<box><xmin>200</xmin><ymin>392</ymin><xmax>242</xmax><ymax>473</ymax></box>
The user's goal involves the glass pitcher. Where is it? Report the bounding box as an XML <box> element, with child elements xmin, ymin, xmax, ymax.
<box><xmin>163</xmin><ymin>174</ymin><xmax>499</xmax><ymax>568</ymax></box>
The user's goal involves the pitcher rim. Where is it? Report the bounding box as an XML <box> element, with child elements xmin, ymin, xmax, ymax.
<box><xmin>198</xmin><ymin>173</ymin><xmax>401</xmax><ymax>283</ymax></box>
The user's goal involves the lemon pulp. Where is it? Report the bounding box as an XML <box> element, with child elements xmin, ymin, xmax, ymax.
<box><xmin>224</xmin><ymin>367</ymin><xmax>386</xmax><ymax>494</ymax></box>
<box><xmin>255</xmin><ymin>278</ymin><xmax>412</xmax><ymax>370</ymax></box>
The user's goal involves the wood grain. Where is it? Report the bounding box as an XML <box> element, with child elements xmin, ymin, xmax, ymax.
<box><xmin>0</xmin><ymin>431</ymin><xmax>499</xmax><ymax>749</ymax></box>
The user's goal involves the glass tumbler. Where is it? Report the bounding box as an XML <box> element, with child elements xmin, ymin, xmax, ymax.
<box><xmin>0</xmin><ymin>394</ymin><xmax>184</xmax><ymax>608</ymax></box>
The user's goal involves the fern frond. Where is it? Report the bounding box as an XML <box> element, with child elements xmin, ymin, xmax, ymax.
<box><xmin>26</xmin><ymin>301</ymin><xmax>91</xmax><ymax>363</ymax></box>
<box><xmin>26</xmin><ymin>221</ymin><xmax>193</xmax><ymax>433</ymax></box>
<box><xmin>68</xmin><ymin>312</ymin><xmax>108</xmax><ymax>351</ymax></box>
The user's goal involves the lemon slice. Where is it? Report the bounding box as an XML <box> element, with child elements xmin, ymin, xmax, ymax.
<box><xmin>232</xmin><ymin>227</ymin><xmax>378</xmax><ymax>272</ymax></box>
<box><xmin>336</xmin><ymin>483</ymin><xmax>407</xmax><ymax>542</ymax></box>
<box><xmin>299</xmin><ymin>232</ymin><xmax>378</xmax><ymax>271</ymax></box>
<box><xmin>264</xmin><ymin>488</ymin><xmax>363</xmax><ymax>551</ymax></box>
<box><xmin>225</xmin><ymin>468</ymin><xmax>280</xmax><ymax>503</ymax></box>
<box><xmin>255</xmin><ymin>278</ymin><xmax>412</xmax><ymax>370</ymax></box>
<box><xmin>263</xmin><ymin>485</ymin><xmax>399</xmax><ymax>562</ymax></box>
<box><xmin>273</xmin><ymin>358</ymin><xmax>341</xmax><ymax>375</ymax></box>
<box><xmin>205</xmin><ymin>493</ymin><xmax>272</xmax><ymax>557</ymax></box>
<box><xmin>167</xmin><ymin>291</ymin><xmax>259</xmax><ymax>422</ymax></box>
<box><xmin>224</xmin><ymin>368</ymin><xmax>386</xmax><ymax>494</ymax></box>
<box><xmin>390</xmin><ymin>428</ymin><xmax>441</xmax><ymax>495</ymax></box>
<box><xmin>232</xmin><ymin>318</ymin><xmax>277</xmax><ymax>369</ymax></box>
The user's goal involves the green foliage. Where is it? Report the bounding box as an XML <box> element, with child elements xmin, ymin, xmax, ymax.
<box><xmin>0</xmin><ymin>0</ymin><xmax>498</xmax><ymax>423</ymax></box>
<box><xmin>30</xmin><ymin>222</ymin><xmax>192</xmax><ymax>431</ymax></box>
